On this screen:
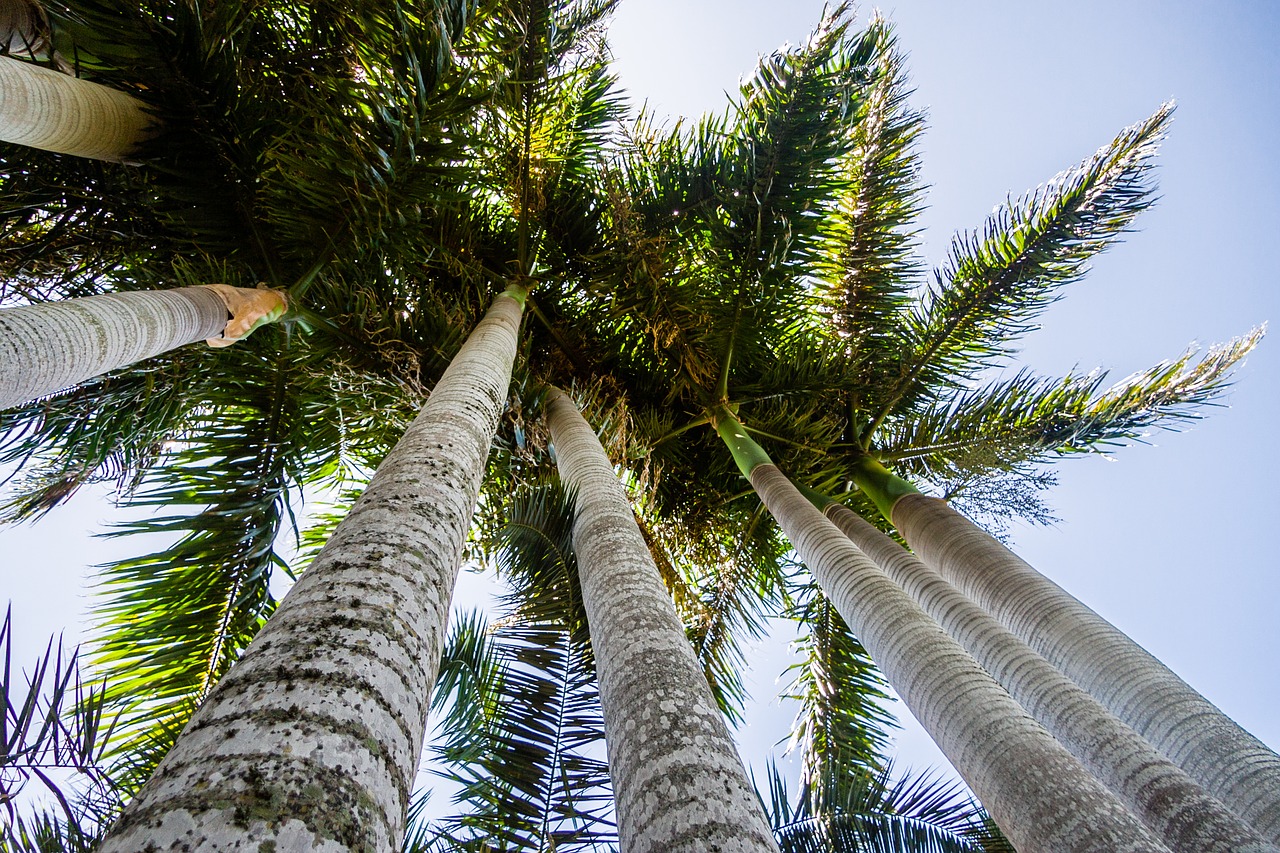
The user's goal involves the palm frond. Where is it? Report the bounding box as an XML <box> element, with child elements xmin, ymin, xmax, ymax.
<box><xmin>865</xmin><ymin>102</ymin><xmax>1173</xmax><ymax>440</ymax></box>
<box><xmin>780</xmin><ymin>585</ymin><xmax>896</xmax><ymax>789</ymax></box>
<box><xmin>764</xmin><ymin>761</ymin><xmax>1013</xmax><ymax>853</ymax></box>
<box><xmin>427</xmin><ymin>607</ymin><xmax>614</xmax><ymax>851</ymax></box>
<box><xmin>1</xmin><ymin>608</ymin><xmax>122</xmax><ymax>846</ymax></box>
<box><xmin>817</xmin><ymin>17</ymin><xmax>926</xmax><ymax>399</ymax></box>
<box><xmin>878</xmin><ymin>326</ymin><xmax>1263</xmax><ymax>484</ymax></box>
<box><xmin>86</xmin><ymin>341</ymin><xmax>304</xmax><ymax>789</ymax></box>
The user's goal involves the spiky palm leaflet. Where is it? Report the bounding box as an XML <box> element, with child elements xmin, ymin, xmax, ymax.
<box><xmin>762</xmin><ymin>761</ymin><xmax>1014</xmax><ymax>853</ymax></box>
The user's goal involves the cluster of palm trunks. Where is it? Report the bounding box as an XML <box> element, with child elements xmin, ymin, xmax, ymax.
<box><xmin>1</xmin><ymin>2</ymin><xmax>1277</xmax><ymax>851</ymax></box>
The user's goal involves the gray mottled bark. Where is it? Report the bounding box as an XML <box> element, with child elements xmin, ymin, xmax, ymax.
<box><xmin>893</xmin><ymin>493</ymin><xmax>1280</xmax><ymax>846</ymax></box>
<box><xmin>825</xmin><ymin>502</ymin><xmax>1276</xmax><ymax>853</ymax></box>
<box><xmin>746</xmin><ymin>463</ymin><xmax>1170</xmax><ymax>853</ymax></box>
<box><xmin>0</xmin><ymin>287</ymin><xmax>228</xmax><ymax>410</ymax></box>
<box><xmin>96</xmin><ymin>293</ymin><xmax>524</xmax><ymax>853</ymax></box>
<box><xmin>546</xmin><ymin>389</ymin><xmax>779</xmax><ymax>853</ymax></box>
<box><xmin>0</xmin><ymin>55</ymin><xmax>152</xmax><ymax>160</ymax></box>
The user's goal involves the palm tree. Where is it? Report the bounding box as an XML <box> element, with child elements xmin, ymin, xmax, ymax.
<box><xmin>557</xmin><ymin>13</ymin><xmax>1266</xmax><ymax>850</ymax></box>
<box><xmin>761</xmin><ymin>761</ymin><xmax>1014</xmax><ymax>853</ymax></box>
<box><xmin>92</xmin><ymin>286</ymin><xmax>524</xmax><ymax>851</ymax></box>
<box><xmin>770</xmin><ymin>38</ymin><xmax>1280</xmax><ymax>836</ymax></box>
<box><xmin>545</xmin><ymin>386</ymin><xmax>778</xmax><ymax>851</ymax></box>
<box><xmin>810</xmin><ymin>489</ymin><xmax>1275</xmax><ymax>853</ymax></box>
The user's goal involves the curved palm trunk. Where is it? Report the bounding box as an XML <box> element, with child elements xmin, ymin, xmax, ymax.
<box><xmin>821</xmin><ymin>499</ymin><xmax>1276</xmax><ymax>853</ymax></box>
<box><xmin>0</xmin><ymin>55</ymin><xmax>152</xmax><ymax>160</ymax></box>
<box><xmin>715</xmin><ymin>417</ymin><xmax>1169</xmax><ymax>853</ymax></box>
<box><xmin>546</xmin><ymin>389</ymin><xmax>779</xmax><ymax>853</ymax></box>
<box><xmin>0</xmin><ymin>285</ymin><xmax>286</xmax><ymax>410</ymax></box>
<box><xmin>97</xmin><ymin>291</ymin><xmax>524</xmax><ymax>853</ymax></box>
<box><xmin>892</xmin><ymin>492</ymin><xmax>1280</xmax><ymax>845</ymax></box>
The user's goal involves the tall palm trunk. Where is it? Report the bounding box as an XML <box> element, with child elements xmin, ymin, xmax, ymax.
<box><xmin>890</xmin><ymin>490</ymin><xmax>1280</xmax><ymax>845</ymax></box>
<box><xmin>0</xmin><ymin>284</ymin><xmax>285</xmax><ymax>410</ymax></box>
<box><xmin>0</xmin><ymin>55</ymin><xmax>152</xmax><ymax>160</ymax></box>
<box><xmin>715</xmin><ymin>415</ymin><xmax>1169</xmax><ymax>853</ymax></box>
<box><xmin>97</xmin><ymin>289</ymin><xmax>524</xmax><ymax>853</ymax></box>
<box><xmin>546</xmin><ymin>388</ymin><xmax>779</xmax><ymax>853</ymax></box>
<box><xmin>818</xmin><ymin>497</ymin><xmax>1276</xmax><ymax>853</ymax></box>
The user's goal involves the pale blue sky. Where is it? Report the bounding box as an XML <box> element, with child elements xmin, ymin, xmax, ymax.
<box><xmin>2</xmin><ymin>0</ymin><xmax>1276</xmax><ymax>818</ymax></box>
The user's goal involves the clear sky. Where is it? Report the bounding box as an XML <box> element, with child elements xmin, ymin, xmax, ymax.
<box><xmin>3</xmin><ymin>0</ymin><xmax>1277</xmax><ymax>820</ymax></box>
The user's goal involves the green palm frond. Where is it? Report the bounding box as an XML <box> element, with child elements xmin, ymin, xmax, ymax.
<box><xmin>780</xmin><ymin>586</ymin><xmax>895</xmax><ymax>788</ymax></box>
<box><xmin>863</xmin><ymin>102</ymin><xmax>1173</xmax><ymax>442</ymax></box>
<box><xmin>763</xmin><ymin>761</ymin><xmax>1013</xmax><ymax>853</ymax></box>
<box><xmin>86</xmin><ymin>341</ymin><xmax>303</xmax><ymax>787</ymax></box>
<box><xmin>878</xmin><ymin>326</ymin><xmax>1263</xmax><ymax>484</ymax></box>
<box><xmin>818</xmin><ymin>17</ymin><xmax>925</xmax><ymax>395</ymax></box>
<box><xmin>423</xmin><ymin>479</ymin><xmax>613</xmax><ymax>850</ymax></box>
<box><xmin>427</xmin><ymin>595</ymin><xmax>614</xmax><ymax>851</ymax></box>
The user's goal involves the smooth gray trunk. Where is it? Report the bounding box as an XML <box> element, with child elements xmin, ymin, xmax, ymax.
<box><xmin>0</xmin><ymin>55</ymin><xmax>152</xmax><ymax>160</ymax></box>
<box><xmin>96</xmin><ymin>293</ymin><xmax>524</xmax><ymax>852</ymax></box>
<box><xmin>745</xmin><ymin>463</ymin><xmax>1170</xmax><ymax>853</ymax></box>
<box><xmin>825</xmin><ymin>502</ymin><xmax>1276</xmax><ymax>853</ymax></box>
<box><xmin>892</xmin><ymin>493</ymin><xmax>1280</xmax><ymax>845</ymax></box>
<box><xmin>546</xmin><ymin>389</ymin><xmax>780</xmax><ymax>853</ymax></box>
<box><xmin>0</xmin><ymin>287</ymin><xmax>228</xmax><ymax>410</ymax></box>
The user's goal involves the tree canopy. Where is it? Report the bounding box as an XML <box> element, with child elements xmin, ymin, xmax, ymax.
<box><xmin>0</xmin><ymin>1</ymin><xmax>1266</xmax><ymax>849</ymax></box>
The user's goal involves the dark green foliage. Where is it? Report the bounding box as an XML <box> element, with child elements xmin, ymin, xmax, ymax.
<box><xmin>764</xmin><ymin>761</ymin><xmax>1015</xmax><ymax>853</ymax></box>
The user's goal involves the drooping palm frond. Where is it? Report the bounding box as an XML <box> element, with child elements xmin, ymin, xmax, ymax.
<box><xmin>425</xmin><ymin>482</ymin><xmax>615</xmax><ymax>851</ymax></box>
<box><xmin>84</xmin><ymin>340</ymin><xmax>301</xmax><ymax>790</ymax></box>
<box><xmin>762</xmin><ymin>761</ymin><xmax>1014</xmax><ymax>853</ymax></box>
<box><xmin>780</xmin><ymin>584</ymin><xmax>895</xmax><ymax>790</ymax></box>
<box><xmin>861</xmin><ymin>102</ymin><xmax>1173</xmax><ymax>443</ymax></box>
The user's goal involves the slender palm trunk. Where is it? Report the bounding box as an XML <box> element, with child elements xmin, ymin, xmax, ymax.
<box><xmin>0</xmin><ymin>55</ymin><xmax>152</xmax><ymax>160</ymax></box>
<box><xmin>0</xmin><ymin>285</ymin><xmax>286</xmax><ymax>409</ymax></box>
<box><xmin>715</xmin><ymin>416</ymin><xmax>1169</xmax><ymax>853</ymax></box>
<box><xmin>97</xmin><ymin>290</ymin><xmax>524</xmax><ymax>853</ymax></box>
<box><xmin>892</xmin><ymin>492</ymin><xmax>1280</xmax><ymax>845</ymax></box>
<box><xmin>820</xmin><ymin>499</ymin><xmax>1276</xmax><ymax>853</ymax></box>
<box><xmin>546</xmin><ymin>389</ymin><xmax>779</xmax><ymax>853</ymax></box>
